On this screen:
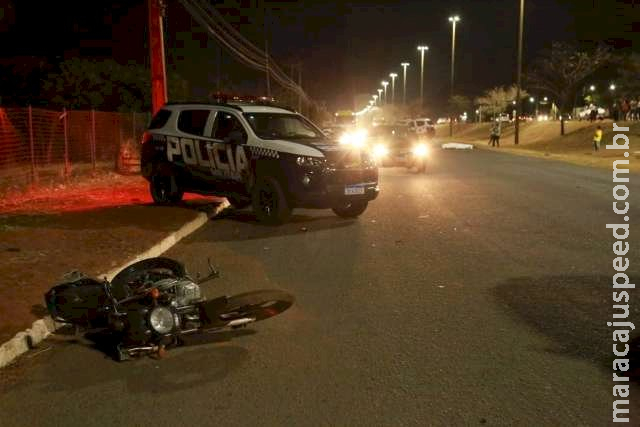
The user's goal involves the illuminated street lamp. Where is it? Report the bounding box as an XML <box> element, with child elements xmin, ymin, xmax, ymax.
<box><xmin>401</xmin><ymin>62</ymin><xmax>410</xmax><ymax>105</ymax></box>
<box><xmin>590</xmin><ymin>85</ymin><xmax>596</xmax><ymax>92</ymax></box>
<box><xmin>382</xmin><ymin>81</ymin><xmax>389</xmax><ymax>105</ymax></box>
<box><xmin>610</xmin><ymin>83</ymin><xmax>616</xmax><ymax>91</ymax></box>
<box><xmin>417</xmin><ymin>46</ymin><xmax>429</xmax><ymax>109</ymax></box>
<box><xmin>373</xmin><ymin>94</ymin><xmax>379</xmax><ymax>106</ymax></box>
<box><xmin>377</xmin><ymin>88</ymin><xmax>383</xmax><ymax>105</ymax></box>
<box><xmin>389</xmin><ymin>73</ymin><xmax>398</xmax><ymax>105</ymax></box>
<box><xmin>448</xmin><ymin>16</ymin><xmax>460</xmax><ymax>136</ymax></box>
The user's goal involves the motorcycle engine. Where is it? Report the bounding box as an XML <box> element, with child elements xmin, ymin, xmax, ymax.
<box><xmin>153</xmin><ymin>277</ymin><xmax>202</xmax><ymax>307</ymax></box>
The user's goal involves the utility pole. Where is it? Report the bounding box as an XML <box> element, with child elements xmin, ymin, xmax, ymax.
<box><xmin>297</xmin><ymin>63</ymin><xmax>302</xmax><ymax>113</ymax></box>
<box><xmin>515</xmin><ymin>0</ymin><xmax>525</xmax><ymax>145</ymax></box>
<box><xmin>265</xmin><ymin>39</ymin><xmax>271</xmax><ymax>97</ymax></box>
<box><xmin>448</xmin><ymin>16</ymin><xmax>460</xmax><ymax>137</ymax></box>
<box><xmin>148</xmin><ymin>0</ymin><xmax>168</xmax><ymax>115</ymax></box>
<box><xmin>417</xmin><ymin>46</ymin><xmax>428</xmax><ymax>111</ymax></box>
<box><xmin>401</xmin><ymin>62</ymin><xmax>409</xmax><ymax>106</ymax></box>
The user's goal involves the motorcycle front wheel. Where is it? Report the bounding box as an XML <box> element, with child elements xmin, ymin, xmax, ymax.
<box><xmin>201</xmin><ymin>290</ymin><xmax>294</xmax><ymax>328</ymax></box>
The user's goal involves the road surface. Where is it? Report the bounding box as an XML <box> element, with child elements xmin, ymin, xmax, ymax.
<box><xmin>2</xmin><ymin>147</ymin><xmax>639</xmax><ymax>426</ymax></box>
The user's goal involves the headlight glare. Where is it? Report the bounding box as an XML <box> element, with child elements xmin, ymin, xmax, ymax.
<box><xmin>339</xmin><ymin>130</ymin><xmax>368</xmax><ymax>148</ymax></box>
<box><xmin>372</xmin><ymin>144</ymin><xmax>389</xmax><ymax>158</ymax></box>
<box><xmin>412</xmin><ymin>144</ymin><xmax>429</xmax><ymax>157</ymax></box>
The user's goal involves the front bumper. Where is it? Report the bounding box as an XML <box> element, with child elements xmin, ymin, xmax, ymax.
<box><xmin>287</xmin><ymin>166</ymin><xmax>379</xmax><ymax>209</ymax></box>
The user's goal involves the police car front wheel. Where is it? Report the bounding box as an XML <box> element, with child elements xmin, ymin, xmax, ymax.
<box><xmin>251</xmin><ymin>176</ymin><xmax>291</xmax><ymax>225</ymax></box>
<box><xmin>332</xmin><ymin>200</ymin><xmax>368</xmax><ymax>218</ymax></box>
<box><xmin>150</xmin><ymin>175</ymin><xmax>183</xmax><ymax>205</ymax></box>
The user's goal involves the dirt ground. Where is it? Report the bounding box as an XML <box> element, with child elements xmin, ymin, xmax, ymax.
<box><xmin>0</xmin><ymin>173</ymin><xmax>222</xmax><ymax>344</ymax></box>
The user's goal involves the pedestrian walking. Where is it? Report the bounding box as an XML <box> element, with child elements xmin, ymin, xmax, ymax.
<box><xmin>593</xmin><ymin>125</ymin><xmax>603</xmax><ymax>151</ymax></box>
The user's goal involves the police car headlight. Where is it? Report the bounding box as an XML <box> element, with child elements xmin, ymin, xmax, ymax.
<box><xmin>372</xmin><ymin>144</ymin><xmax>389</xmax><ymax>159</ymax></box>
<box><xmin>412</xmin><ymin>144</ymin><xmax>429</xmax><ymax>157</ymax></box>
<box><xmin>296</xmin><ymin>156</ymin><xmax>325</xmax><ymax>167</ymax></box>
<box><xmin>149</xmin><ymin>306</ymin><xmax>174</xmax><ymax>334</ymax></box>
<box><xmin>339</xmin><ymin>130</ymin><xmax>368</xmax><ymax>148</ymax></box>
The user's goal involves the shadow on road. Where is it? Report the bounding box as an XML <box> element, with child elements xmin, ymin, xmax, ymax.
<box><xmin>199</xmin><ymin>207</ymin><xmax>358</xmax><ymax>242</ymax></box>
<box><xmin>0</xmin><ymin>327</ymin><xmax>254</xmax><ymax>395</ymax></box>
<box><xmin>493</xmin><ymin>273</ymin><xmax>640</xmax><ymax>383</ymax></box>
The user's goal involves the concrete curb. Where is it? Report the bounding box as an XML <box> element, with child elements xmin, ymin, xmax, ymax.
<box><xmin>0</xmin><ymin>200</ymin><xmax>229</xmax><ymax>369</ymax></box>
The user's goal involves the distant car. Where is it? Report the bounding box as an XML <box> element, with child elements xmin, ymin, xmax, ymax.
<box><xmin>497</xmin><ymin>113</ymin><xmax>511</xmax><ymax>123</ymax></box>
<box><xmin>366</xmin><ymin>124</ymin><xmax>431</xmax><ymax>173</ymax></box>
<box><xmin>577</xmin><ymin>106</ymin><xmax>607</xmax><ymax>120</ymax></box>
<box><xmin>402</xmin><ymin>118</ymin><xmax>435</xmax><ymax>138</ymax></box>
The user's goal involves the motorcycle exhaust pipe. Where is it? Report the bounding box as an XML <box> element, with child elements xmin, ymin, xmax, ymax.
<box><xmin>227</xmin><ymin>317</ymin><xmax>255</xmax><ymax>328</ymax></box>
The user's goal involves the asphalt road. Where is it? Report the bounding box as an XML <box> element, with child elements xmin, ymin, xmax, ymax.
<box><xmin>2</xmin><ymin>147</ymin><xmax>640</xmax><ymax>426</ymax></box>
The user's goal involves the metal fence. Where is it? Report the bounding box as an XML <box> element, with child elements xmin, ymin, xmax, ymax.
<box><xmin>0</xmin><ymin>107</ymin><xmax>150</xmax><ymax>192</ymax></box>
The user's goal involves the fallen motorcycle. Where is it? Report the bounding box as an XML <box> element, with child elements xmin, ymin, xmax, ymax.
<box><xmin>44</xmin><ymin>257</ymin><xmax>294</xmax><ymax>361</ymax></box>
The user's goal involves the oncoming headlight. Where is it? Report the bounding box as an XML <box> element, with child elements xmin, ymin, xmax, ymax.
<box><xmin>412</xmin><ymin>144</ymin><xmax>429</xmax><ymax>157</ymax></box>
<box><xmin>149</xmin><ymin>306</ymin><xmax>175</xmax><ymax>334</ymax></box>
<box><xmin>372</xmin><ymin>144</ymin><xmax>389</xmax><ymax>159</ymax></box>
<box><xmin>339</xmin><ymin>130</ymin><xmax>368</xmax><ymax>148</ymax></box>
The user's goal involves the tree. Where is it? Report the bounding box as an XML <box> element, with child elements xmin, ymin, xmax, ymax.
<box><xmin>617</xmin><ymin>53</ymin><xmax>640</xmax><ymax>99</ymax></box>
<box><xmin>475</xmin><ymin>85</ymin><xmax>528</xmax><ymax>120</ymax></box>
<box><xmin>526</xmin><ymin>42</ymin><xmax>611</xmax><ymax>135</ymax></box>
<box><xmin>448</xmin><ymin>95</ymin><xmax>472</xmax><ymax>120</ymax></box>
<box><xmin>41</xmin><ymin>58</ymin><xmax>188</xmax><ymax>112</ymax></box>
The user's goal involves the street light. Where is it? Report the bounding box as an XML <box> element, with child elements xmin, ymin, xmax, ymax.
<box><xmin>448</xmin><ymin>16</ymin><xmax>460</xmax><ymax>137</ymax></box>
<box><xmin>514</xmin><ymin>0</ymin><xmax>525</xmax><ymax>145</ymax></box>
<box><xmin>610</xmin><ymin>84</ymin><xmax>616</xmax><ymax>91</ymax></box>
<box><xmin>400</xmin><ymin>62</ymin><xmax>410</xmax><ymax>106</ymax></box>
<box><xmin>417</xmin><ymin>46</ymin><xmax>429</xmax><ymax>111</ymax></box>
<box><xmin>382</xmin><ymin>81</ymin><xmax>389</xmax><ymax>105</ymax></box>
<box><xmin>590</xmin><ymin>85</ymin><xmax>596</xmax><ymax>92</ymax></box>
<box><xmin>389</xmin><ymin>73</ymin><xmax>398</xmax><ymax>105</ymax></box>
<box><xmin>377</xmin><ymin>88</ymin><xmax>383</xmax><ymax>105</ymax></box>
<box><xmin>372</xmin><ymin>94</ymin><xmax>379</xmax><ymax>106</ymax></box>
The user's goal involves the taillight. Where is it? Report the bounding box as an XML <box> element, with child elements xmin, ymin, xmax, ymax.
<box><xmin>141</xmin><ymin>131</ymin><xmax>152</xmax><ymax>145</ymax></box>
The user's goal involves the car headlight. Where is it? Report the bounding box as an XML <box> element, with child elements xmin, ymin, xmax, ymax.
<box><xmin>149</xmin><ymin>306</ymin><xmax>175</xmax><ymax>334</ymax></box>
<box><xmin>412</xmin><ymin>144</ymin><xmax>429</xmax><ymax>157</ymax></box>
<box><xmin>372</xmin><ymin>144</ymin><xmax>389</xmax><ymax>158</ymax></box>
<box><xmin>339</xmin><ymin>130</ymin><xmax>368</xmax><ymax>148</ymax></box>
<box><xmin>296</xmin><ymin>156</ymin><xmax>325</xmax><ymax>167</ymax></box>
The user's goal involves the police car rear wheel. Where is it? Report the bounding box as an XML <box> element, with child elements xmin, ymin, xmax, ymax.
<box><xmin>150</xmin><ymin>175</ymin><xmax>183</xmax><ymax>205</ymax></box>
<box><xmin>332</xmin><ymin>200</ymin><xmax>368</xmax><ymax>218</ymax></box>
<box><xmin>251</xmin><ymin>177</ymin><xmax>291</xmax><ymax>224</ymax></box>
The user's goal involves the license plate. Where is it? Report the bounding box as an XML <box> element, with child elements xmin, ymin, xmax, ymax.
<box><xmin>345</xmin><ymin>185</ymin><xmax>365</xmax><ymax>195</ymax></box>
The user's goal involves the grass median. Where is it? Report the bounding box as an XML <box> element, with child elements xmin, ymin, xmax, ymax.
<box><xmin>437</xmin><ymin>120</ymin><xmax>640</xmax><ymax>172</ymax></box>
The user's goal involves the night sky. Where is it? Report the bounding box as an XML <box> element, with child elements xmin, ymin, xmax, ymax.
<box><xmin>0</xmin><ymin>0</ymin><xmax>638</xmax><ymax>112</ymax></box>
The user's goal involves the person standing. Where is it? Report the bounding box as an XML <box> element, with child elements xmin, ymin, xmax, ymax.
<box><xmin>593</xmin><ymin>125</ymin><xmax>603</xmax><ymax>151</ymax></box>
<box><xmin>489</xmin><ymin>124</ymin><xmax>497</xmax><ymax>146</ymax></box>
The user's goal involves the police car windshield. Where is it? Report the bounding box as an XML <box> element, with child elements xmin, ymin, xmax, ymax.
<box><xmin>243</xmin><ymin>113</ymin><xmax>326</xmax><ymax>140</ymax></box>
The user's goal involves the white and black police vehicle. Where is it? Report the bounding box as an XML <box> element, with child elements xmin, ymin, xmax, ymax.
<box><xmin>141</xmin><ymin>97</ymin><xmax>379</xmax><ymax>224</ymax></box>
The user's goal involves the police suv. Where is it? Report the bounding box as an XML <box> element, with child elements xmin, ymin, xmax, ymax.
<box><xmin>140</xmin><ymin>100</ymin><xmax>379</xmax><ymax>224</ymax></box>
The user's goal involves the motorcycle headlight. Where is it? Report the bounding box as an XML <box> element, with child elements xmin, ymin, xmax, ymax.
<box><xmin>372</xmin><ymin>144</ymin><xmax>389</xmax><ymax>159</ymax></box>
<box><xmin>412</xmin><ymin>144</ymin><xmax>429</xmax><ymax>157</ymax></box>
<box><xmin>339</xmin><ymin>130</ymin><xmax>368</xmax><ymax>148</ymax></box>
<box><xmin>149</xmin><ymin>306</ymin><xmax>175</xmax><ymax>334</ymax></box>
